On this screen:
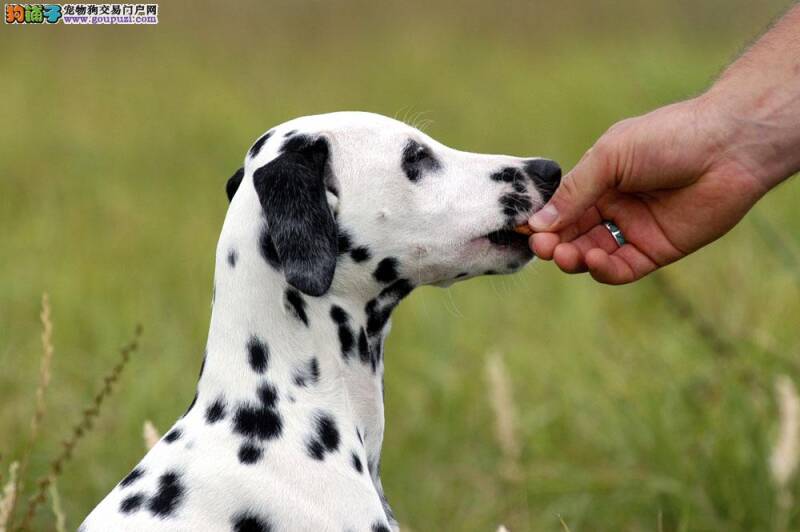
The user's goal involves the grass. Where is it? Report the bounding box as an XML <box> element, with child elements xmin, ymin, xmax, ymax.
<box><xmin>1</xmin><ymin>0</ymin><xmax>799</xmax><ymax>529</ymax></box>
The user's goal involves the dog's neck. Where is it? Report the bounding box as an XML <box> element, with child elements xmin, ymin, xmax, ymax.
<box><xmin>194</xmin><ymin>214</ymin><xmax>411</xmax><ymax>496</ymax></box>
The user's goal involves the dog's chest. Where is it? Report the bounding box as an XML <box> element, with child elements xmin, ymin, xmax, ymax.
<box><xmin>81</xmin><ymin>403</ymin><xmax>391</xmax><ymax>531</ymax></box>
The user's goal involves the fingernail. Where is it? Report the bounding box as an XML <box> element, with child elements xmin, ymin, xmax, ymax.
<box><xmin>530</xmin><ymin>204</ymin><xmax>558</xmax><ymax>229</ymax></box>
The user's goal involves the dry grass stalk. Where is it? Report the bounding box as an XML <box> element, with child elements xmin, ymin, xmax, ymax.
<box><xmin>32</xmin><ymin>293</ymin><xmax>54</xmax><ymax>439</ymax></box>
<box><xmin>771</xmin><ymin>375</ymin><xmax>800</xmax><ymax>486</ymax></box>
<box><xmin>0</xmin><ymin>461</ymin><xmax>19</xmax><ymax>532</ymax></box>
<box><xmin>496</xmin><ymin>526</ymin><xmax>510</xmax><ymax>532</ymax></box>
<box><xmin>7</xmin><ymin>294</ymin><xmax>56</xmax><ymax>528</ymax></box>
<box><xmin>558</xmin><ymin>515</ymin><xmax>571</xmax><ymax>532</ymax></box>
<box><xmin>485</xmin><ymin>352</ymin><xmax>522</xmax><ymax>481</ymax></box>
<box><xmin>48</xmin><ymin>481</ymin><xmax>66</xmax><ymax>532</ymax></box>
<box><xmin>143</xmin><ymin>420</ymin><xmax>161</xmax><ymax>450</ymax></box>
<box><xmin>16</xmin><ymin>324</ymin><xmax>142</xmax><ymax>531</ymax></box>
<box><xmin>770</xmin><ymin>374</ymin><xmax>800</xmax><ymax>532</ymax></box>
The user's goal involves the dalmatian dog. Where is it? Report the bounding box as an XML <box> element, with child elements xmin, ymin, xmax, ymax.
<box><xmin>80</xmin><ymin>111</ymin><xmax>561</xmax><ymax>532</ymax></box>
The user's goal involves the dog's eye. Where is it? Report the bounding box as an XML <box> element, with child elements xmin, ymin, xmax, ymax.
<box><xmin>401</xmin><ymin>140</ymin><xmax>439</xmax><ymax>182</ymax></box>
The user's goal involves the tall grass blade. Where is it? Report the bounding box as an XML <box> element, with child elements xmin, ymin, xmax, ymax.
<box><xmin>15</xmin><ymin>325</ymin><xmax>142</xmax><ymax>531</ymax></box>
<box><xmin>485</xmin><ymin>352</ymin><xmax>521</xmax><ymax>481</ymax></box>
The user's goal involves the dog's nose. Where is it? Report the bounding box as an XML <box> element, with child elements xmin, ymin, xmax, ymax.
<box><xmin>524</xmin><ymin>159</ymin><xmax>562</xmax><ymax>203</ymax></box>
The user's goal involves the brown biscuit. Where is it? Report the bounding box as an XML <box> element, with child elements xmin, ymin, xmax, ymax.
<box><xmin>512</xmin><ymin>223</ymin><xmax>533</xmax><ymax>236</ymax></box>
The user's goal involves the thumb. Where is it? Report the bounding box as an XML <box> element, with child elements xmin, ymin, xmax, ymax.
<box><xmin>529</xmin><ymin>145</ymin><xmax>615</xmax><ymax>232</ymax></box>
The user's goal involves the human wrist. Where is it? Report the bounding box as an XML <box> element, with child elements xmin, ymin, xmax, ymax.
<box><xmin>681</xmin><ymin>93</ymin><xmax>742</xmax><ymax>175</ymax></box>
<box><xmin>694</xmin><ymin>86</ymin><xmax>796</xmax><ymax>191</ymax></box>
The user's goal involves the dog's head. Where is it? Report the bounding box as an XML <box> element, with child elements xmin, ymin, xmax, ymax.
<box><xmin>225</xmin><ymin>112</ymin><xmax>560</xmax><ymax>297</ymax></box>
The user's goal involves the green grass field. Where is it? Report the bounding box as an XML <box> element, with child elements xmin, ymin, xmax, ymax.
<box><xmin>2</xmin><ymin>1</ymin><xmax>799</xmax><ymax>530</ymax></box>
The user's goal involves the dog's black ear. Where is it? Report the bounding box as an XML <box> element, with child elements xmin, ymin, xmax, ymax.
<box><xmin>226</xmin><ymin>167</ymin><xmax>245</xmax><ymax>202</ymax></box>
<box><xmin>253</xmin><ymin>136</ymin><xmax>337</xmax><ymax>297</ymax></box>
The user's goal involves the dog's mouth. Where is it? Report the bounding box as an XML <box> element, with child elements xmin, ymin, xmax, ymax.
<box><xmin>484</xmin><ymin>223</ymin><xmax>532</xmax><ymax>249</ymax></box>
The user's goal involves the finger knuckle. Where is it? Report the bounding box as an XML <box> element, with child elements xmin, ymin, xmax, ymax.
<box><xmin>592</xmin><ymin>134</ymin><xmax>617</xmax><ymax>161</ymax></box>
<box><xmin>557</xmin><ymin>174</ymin><xmax>581</xmax><ymax>199</ymax></box>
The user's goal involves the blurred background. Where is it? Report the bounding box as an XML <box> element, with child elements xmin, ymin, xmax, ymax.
<box><xmin>2</xmin><ymin>0</ymin><xmax>799</xmax><ymax>530</ymax></box>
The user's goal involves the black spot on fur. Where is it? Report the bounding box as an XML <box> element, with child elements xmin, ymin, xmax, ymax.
<box><xmin>382</xmin><ymin>277</ymin><xmax>413</xmax><ymax>300</ymax></box>
<box><xmin>233</xmin><ymin>403</ymin><xmax>283</xmax><ymax>441</ymax></box>
<box><xmin>147</xmin><ymin>471</ymin><xmax>184</xmax><ymax>518</ymax></box>
<box><xmin>339</xmin><ymin>326</ymin><xmax>354</xmax><ymax>358</ymax></box>
<box><xmin>119</xmin><ymin>492</ymin><xmax>146</xmax><ymax>514</ymax></box>
<box><xmin>227</xmin><ymin>167</ymin><xmax>245</xmax><ymax>202</ymax></box>
<box><xmin>330</xmin><ymin>305</ymin><xmax>348</xmax><ymax>324</ymax></box>
<box><xmin>164</xmin><ymin>428</ymin><xmax>182</xmax><ymax>444</ymax></box>
<box><xmin>365</xmin><ymin>301</ymin><xmax>386</xmax><ymax>337</ymax></box>
<box><xmin>247</xmin><ymin>336</ymin><xmax>269</xmax><ymax>374</ymax></box>
<box><xmin>455</xmin><ymin>272</ymin><xmax>469</xmax><ymax>278</ymax></box>
<box><xmin>284</xmin><ymin>288</ymin><xmax>309</xmax><ymax>326</ymax></box>
<box><xmin>330</xmin><ymin>305</ymin><xmax>354</xmax><ymax>359</ymax></box>
<box><xmin>306</xmin><ymin>411</ymin><xmax>340</xmax><ymax>460</ymax></box>
<box><xmin>227</xmin><ymin>248</ymin><xmax>238</xmax><ymax>268</ymax></box>
<box><xmin>373</xmin><ymin>258</ymin><xmax>399</xmax><ymax>284</ymax></box>
<box><xmin>337</xmin><ymin>230</ymin><xmax>352</xmax><ymax>255</ymax></box>
<box><xmin>490</xmin><ymin>167</ymin><xmax>525</xmax><ymax>183</ymax></box>
<box><xmin>205</xmin><ymin>398</ymin><xmax>227</xmax><ymax>424</ymax></box>
<box><xmin>232</xmin><ymin>512</ymin><xmax>273</xmax><ymax>532</ymax></box>
<box><xmin>259</xmin><ymin>230</ymin><xmax>282</xmax><ymax>270</ymax></box>
<box><xmin>120</xmin><ymin>467</ymin><xmax>144</xmax><ymax>488</ymax></box>
<box><xmin>249</xmin><ymin>131</ymin><xmax>273</xmax><ymax>158</ymax></box>
<box><xmin>401</xmin><ymin>139</ymin><xmax>440</xmax><ymax>182</ymax></box>
<box><xmin>257</xmin><ymin>382</ymin><xmax>279</xmax><ymax>408</ymax></box>
<box><xmin>318</xmin><ymin>416</ymin><xmax>339</xmax><ymax>451</ymax></box>
<box><xmin>284</xmin><ymin>129</ymin><xmax>297</xmax><ymax>138</ymax></box>
<box><xmin>372</xmin><ymin>523</ymin><xmax>391</xmax><ymax>532</ymax></box>
<box><xmin>366</xmin><ymin>279</ymin><xmax>414</xmax><ymax>336</ymax></box>
<box><xmin>351</xmin><ymin>452</ymin><xmax>363</xmax><ymax>473</ymax></box>
<box><xmin>350</xmin><ymin>246</ymin><xmax>371</xmax><ymax>262</ymax></box>
<box><xmin>500</xmin><ymin>192</ymin><xmax>533</xmax><ymax>218</ymax></box>
<box><xmin>485</xmin><ymin>269</ymin><xmax>498</xmax><ymax>275</ymax></box>
<box><xmin>238</xmin><ymin>442</ymin><xmax>264</xmax><ymax>464</ymax></box>
<box><xmin>307</xmin><ymin>440</ymin><xmax>325</xmax><ymax>460</ymax></box>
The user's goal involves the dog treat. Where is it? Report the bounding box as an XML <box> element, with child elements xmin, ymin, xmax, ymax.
<box><xmin>512</xmin><ymin>223</ymin><xmax>533</xmax><ymax>236</ymax></box>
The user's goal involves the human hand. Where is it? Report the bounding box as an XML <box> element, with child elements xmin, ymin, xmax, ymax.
<box><xmin>528</xmin><ymin>97</ymin><xmax>771</xmax><ymax>284</ymax></box>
